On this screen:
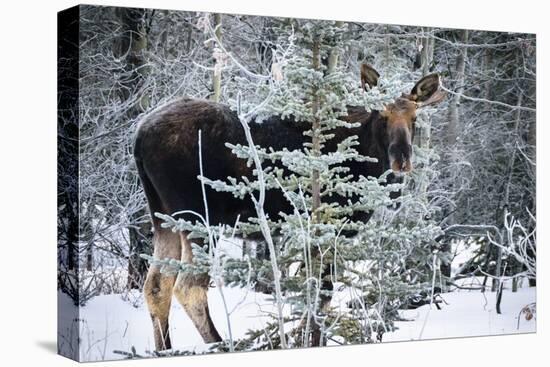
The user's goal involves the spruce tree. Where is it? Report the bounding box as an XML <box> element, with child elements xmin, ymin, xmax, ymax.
<box><xmin>144</xmin><ymin>18</ymin><xmax>445</xmax><ymax>350</ymax></box>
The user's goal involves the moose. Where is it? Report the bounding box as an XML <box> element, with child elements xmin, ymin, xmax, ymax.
<box><xmin>133</xmin><ymin>64</ymin><xmax>446</xmax><ymax>350</ymax></box>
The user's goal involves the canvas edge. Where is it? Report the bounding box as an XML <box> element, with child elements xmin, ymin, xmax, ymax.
<box><xmin>57</xmin><ymin>4</ymin><xmax>82</xmax><ymax>362</ymax></box>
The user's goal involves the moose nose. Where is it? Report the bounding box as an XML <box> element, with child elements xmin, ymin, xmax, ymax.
<box><xmin>389</xmin><ymin>143</ymin><xmax>413</xmax><ymax>174</ymax></box>
<box><xmin>389</xmin><ymin>143</ymin><xmax>412</xmax><ymax>161</ymax></box>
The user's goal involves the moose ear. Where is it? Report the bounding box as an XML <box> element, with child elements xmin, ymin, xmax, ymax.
<box><xmin>360</xmin><ymin>62</ymin><xmax>380</xmax><ymax>90</ymax></box>
<box><xmin>411</xmin><ymin>73</ymin><xmax>440</xmax><ymax>102</ymax></box>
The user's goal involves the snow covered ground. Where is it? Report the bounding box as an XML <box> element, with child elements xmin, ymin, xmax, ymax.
<box><xmin>384</xmin><ymin>285</ymin><xmax>535</xmax><ymax>342</ymax></box>
<box><xmin>59</xmin><ymin>280</ymin><xmax>536</xmax><ymax>362</ymax></box>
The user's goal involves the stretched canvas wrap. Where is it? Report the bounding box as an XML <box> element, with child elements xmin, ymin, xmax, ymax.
<box><xmin>57</xmin><ymin>4</ymin><xmax>537</xmax><ymax>362</ymax></box>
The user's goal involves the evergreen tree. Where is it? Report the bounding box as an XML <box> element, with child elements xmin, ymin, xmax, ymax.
<box><xmin>146</xmin><ymin>18</ymin><xmax>446</xmax><ymax>349</ymax></box>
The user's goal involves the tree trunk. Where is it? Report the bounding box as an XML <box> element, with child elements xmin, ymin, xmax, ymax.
<box><xmin>497</xmin><ymin>91</ymin><xmax>524</xmax><ymax>293</ymax></box>
<box><xmin>327</xmin><ymin>21</ymin><xmax>344</xmax><ymax>73</ymax></box>
<box><xmin>66</xmin><ymin>199</ymin><xmax>78</xmax><ymax>271</ymax></box>
<box><xmin>526</xmin><ymin>91</ymin><xmax>536</xmax><ymax>288</ymax></box>
<box><xmin>309</xmin><ymin>35</ymin><xmax>325</xmax><ymax>347</ymax></box>
<box><xmin>383</xmin><ymin>25</ymin><xmax>391</xmax><ymax>64</ymax></box>
<box><xmin>186</xmin><ymin>20</ymin><xmax>194</xmax><ymax>53</ymax></box>
<box><xmin>483</xmin><ymin>49</ymin><xmax>493</xmax><ymax>100</ymax></box>
<box><xmin>420</xmin><ymin>27</ymin><xmax>434</xmax><ymax>77</ymax></box>
<box><xmin>310</xmin><ymin>25</ymin><xmax>345</xmax><ymax>346</ymax></box>
<box><xmin>445</xmin><ymin>30</ymin><xmax>469</xmax><ymax>286</ymax></box>
<box><xmin>447</xmin><ymin>29</ymin><xmax>468</xmax><ymax>158</ymax></box>
<box><xmin>212</xmin><ymin>14</ymin><xmax>223</xmax><ymax>102</ymax></box>
<box><xmin>114</xmin><ymin>8</ymin><xmax>152</xmax><ymax>290</ymax></box>
<box><xmin>127</xmin><ymin>209</ymin><xmax>150</xmax><ymax>289</ymax></box>
<box><xmin>86</xmin><ymin>242</ymin><xmax>93</xmax><ymax>271</ymax></box>
<box><xmin>416</xmin><ymin>29</ymin><xmax>435</xmax><ymax>153</ymax></box>
<box><xmin>311</xmin><ymin>36</ymin><xmax>321</xmax><ymax>220</ymax></box>
<box><xmin>496</xmin><ymin>280</ymin><xmax>504</xmax><ymax>314</ymax></box>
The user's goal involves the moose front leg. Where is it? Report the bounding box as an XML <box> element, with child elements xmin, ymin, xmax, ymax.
<box><xmin>172</xmin><ymin>232</ymin><xmax>222</xmax><ymax>343</ymax></box>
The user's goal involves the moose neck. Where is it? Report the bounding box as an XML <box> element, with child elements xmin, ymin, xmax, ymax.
<box><xmin>358</xmin><ymin>109</ymin><xmax>391</xmax><ymax>177</ymax></box>
<box><xmin>246</xmin><ymin>105</ymin><xmax>394</xmax><ymax>181</ymax></box>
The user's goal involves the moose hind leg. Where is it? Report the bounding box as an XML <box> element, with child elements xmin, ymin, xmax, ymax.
<box><xmin>144</xmin><ymin>269</ymin><xmax>175</xmax><ymax>350</ymax></box>
<box><xmin>173</xmin><ymin>273</ymin><xmax>222</xmax><ymax>343</ymax></box>
<box><xmin>143</xmin><ymin>229</ymin><xmax>180</xmax><ymax>351</ymax></box>
<box><xmin>173</xmin><ymin>233</ymin><xmax>222</xmax><ymax>343</ymax></box>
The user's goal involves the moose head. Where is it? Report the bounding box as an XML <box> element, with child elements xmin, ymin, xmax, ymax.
<box><xmin>361</xmin><ymin>63</ymin><xmax>447</xmax><ymax>175</ymax></box>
